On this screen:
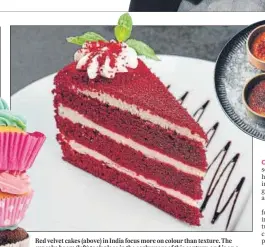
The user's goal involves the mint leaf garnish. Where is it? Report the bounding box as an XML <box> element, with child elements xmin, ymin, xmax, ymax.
<box><xmin>66</xmin><ymin>32</ymin><xmax>106</xmax><ymax>45</ymax></box>
<box><xmin>114</xmin><ymin>26</ymin><xmax>131</xmax><ymax>42</ymax></box>
<box><xmin>114</xmin><ymin>13</ymin><xmax>132</xmax><ymax>42</ymax></box>
<box><xmin>126</xmin><ymin>39</ymin><xmax>160</xmax><ymax>61</ymax></box>
<box><xmin>117</xmin><ymin>13</ymin><xmax>133</xmax><ymax>32</ymax></box>
<box><xmin>66</xmin><ymin>13</ymin><xmax>160</xmax><ymax>62</ymax></box>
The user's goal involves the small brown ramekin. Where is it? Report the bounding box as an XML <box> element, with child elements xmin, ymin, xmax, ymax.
<box><xmin>247</xmin><ymin>25</ymin><xmax>265</xmax><ymax>71</ymax></box>
<box><xmin>242</xmin><ymin>73</ymin><xmax>265</xmax><ymax>121</ymax></box>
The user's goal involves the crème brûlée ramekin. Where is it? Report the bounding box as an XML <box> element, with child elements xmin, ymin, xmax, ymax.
<box><xmin>242</xmin><ymin>73</ymin><xmax>265</xmax><ymax>121</ymax></box>
<box><xmin>247</xmin><ymin>24</ymin><xmax>265</xmax><ymax>71</ymax></box>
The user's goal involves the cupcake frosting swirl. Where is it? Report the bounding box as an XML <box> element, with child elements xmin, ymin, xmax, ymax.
<box><xmin>0</xmin><ymin>98</ymin><xmax>9</xmax><ymax>110</ymax></box>
<box><xmin>0</xmin><ymin>172</ymin><xmax>31</xmax><ymax>195</ymax></box>
<box><xmin>0</xmin><ymin>98</ymin><xmax>27</xmax><ymax>131</ymax></box>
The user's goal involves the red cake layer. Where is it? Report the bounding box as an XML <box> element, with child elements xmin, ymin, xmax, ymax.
<box><xmin>56</xmin><ymin>115</ymin><xmax>203</xmax><ymax>200</ymax></box>
<box><xmin>54</xmin><ymin>88</ymin><xmax>207</xmax><ymax>171</ymax></box>
<box><xmin>54</xmin><ymin>60</ymin><xmax>207</xmax><ymax>142</ymax></box>
<box><xmin>58</xmin><ymin>134</ymin><xmax>202</xmax><ymax>226</ymax></box>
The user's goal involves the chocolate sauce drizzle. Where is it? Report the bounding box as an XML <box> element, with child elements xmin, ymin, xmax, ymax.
<box><xmin>174</xmin><ymin>90</ymin><xmax>247</xmax><ymax>231</ymax></box>
<box><xmin>178</xmin><ymin>91</ymin><xmax>189</xmax><ymax>105</ymax></box>
<box><xmin>201</xmin><ymin>143</ymin><xmax>245</xmax><ymax>231</ymax></box>
<box><xmin>213</xmin><ymin>176</ymin><xmax>245</xmax><ymax>231</ymax></box>
<box><xmin>206</xmin><ymin>122</ymin><xmax>219</xmax><ymax>147</ymax></box>
<box><xmin>181</xmin><ymin>96</ymin><xmax>218</xmax><ymax>147</ymax></box>
<box><xmin>200</xmin><ymin>141</ymin><xmax>231</xmax><ymax>212</ymax></box>
<box><xmin>184</xmin><ymin>96</ymin><xmax>218</xmax><ymax>147</ymax></box>
<box><xmin>193</xmin><ymin>100</ymin><xmax>210</xmax><ymax>122</ymax></box>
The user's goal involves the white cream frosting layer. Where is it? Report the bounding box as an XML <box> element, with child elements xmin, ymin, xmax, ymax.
<box><xmin>78</xmin><ymin>89</ymin><xmax>206</xmax><ymax>146</ymax></box>
<box><xmin>58</xmin><ymin>105</ymin><xmax>205</xmax><ymax>178</ymax></box>
<box><xmin>66</xmin><ymin>137</ymin><xmax>197</xmax><ymax>207</ymax></box>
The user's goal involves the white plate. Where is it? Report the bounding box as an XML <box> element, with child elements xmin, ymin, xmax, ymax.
<box><xmin>11</xmin><ymin>55</ymin><xmax>252</xmax><ymax>231</ymax></box>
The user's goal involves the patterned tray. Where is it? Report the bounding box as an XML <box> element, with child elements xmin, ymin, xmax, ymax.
<box><xmin>215</xmin><ymin>20</ymin><xmax>265</xmax><ymax>140</ymax></box>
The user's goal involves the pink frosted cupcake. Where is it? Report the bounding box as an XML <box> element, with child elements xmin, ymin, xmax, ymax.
<box><xmin>0</xmin><ymin>98</ymin><xmax>45</xmax><ymax>226</ymax></box>
<box><xmin>0</xmin><ymin>173</ymin><xmax>33</xmax><ymax>227</ymax></box>
<box><xmin>0</xmin><ymin>98</ymin><xmax>45</xmax><ymax>171</ymax></box>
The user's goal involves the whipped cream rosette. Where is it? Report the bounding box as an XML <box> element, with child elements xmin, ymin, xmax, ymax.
<box><xmin>74</xmin><ymin>40</ymin><xmax>138</xmax><ymax>79</ymax></box>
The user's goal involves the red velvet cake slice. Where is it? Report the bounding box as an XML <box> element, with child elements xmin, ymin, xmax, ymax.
<box><xmin>53</xmin><ymin>38</ymin><xmax>207</xmax><ymax>226</ymax></box>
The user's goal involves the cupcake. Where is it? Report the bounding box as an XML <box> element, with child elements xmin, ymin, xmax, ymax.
<box><xmin>0</xmin><ymin>98</ymin><xmax>46</xmax><ymax>227</ymax></box>
<box><xmin>0</xmin><ymin>227</ymin><xmax>29</xmax><ymax>247</ymax></box>
<box><xmin>0</xmin><ymin>98</ymin><xmax>46</xmax><ymax>171</ymax></box>
<box><xmin>0</xmin><ymin>172</ymin><xmax>33</xmax><ymax>227</ymax></box>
